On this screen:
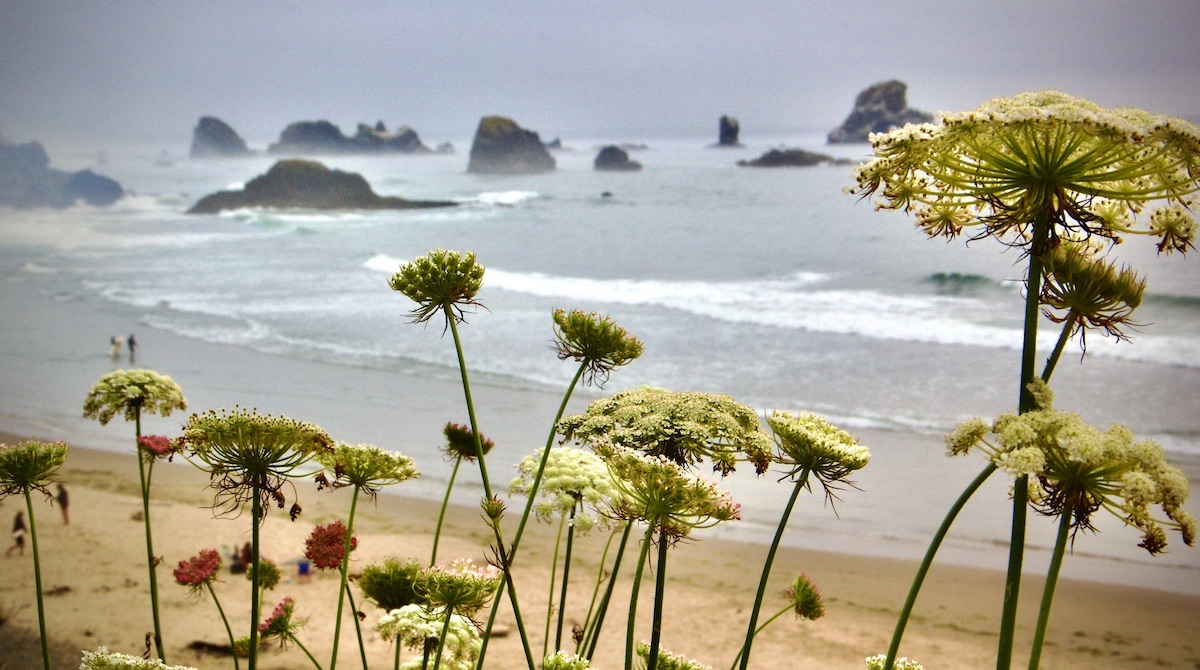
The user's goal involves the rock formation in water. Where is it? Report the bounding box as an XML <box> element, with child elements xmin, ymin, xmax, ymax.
<box><xmin>594</xmin><ymin>145</ymin><xmax>643</xmax><ymax>171</ymax></box>
<box><xmin>0</xmin><ymin>136</ymin><xmax>124</xmax><ymax>208</ymax></box>
<box><xmin>190</xmin><ymin>116</ymin><xmax>252</xmax><ymax>157</ymax></box>
<box><xmin>717</xmin><ymin>115</ymin><xmax>742</xmax><ymax>147</ymax></box>
<box><xmin>827</xmin><ymin>80</ymin><xmax>933</xmax><ymax>143</ymax></box>
<box><xmin>267</xmin><ymin>120</ymin><xmax>431</xmax><ymax>154</ymax></box>
<box><xmin>186</xmin><ymin>159</ymin><xmax>456</xmax><ymax>213</ymax></box>
<box><xmin>466</xmin><ymin>116</ymin><xmax>556</xmax><ymax>174</ymax></box>
<box><xmin>737</xmin><ymin>148</ymin><xmax>853</xmax><ymax>168</ymax></box>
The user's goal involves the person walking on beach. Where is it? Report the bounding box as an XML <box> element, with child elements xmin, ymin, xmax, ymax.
<box><xmin>108</xmin><ymin>335</ymin><xmax>125</xmax><ymax>359</ymax></box>
<box><xmin>56</xmin><ymin>483</ymin><xmax>69</xmax><ymax>525</ymax></box>
<box><xmin>127</xmin><ymin>333</ymin><xmax>137</xmax><ymax>363</ymax></box>
<box><xmin>6</xmin><ymin>511</ymin><xmax>25</xmax><ymax>557</ymax></box>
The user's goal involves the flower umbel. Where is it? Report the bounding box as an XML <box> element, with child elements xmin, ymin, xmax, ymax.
<box><xmin>376</xmin><ymin>604</ymin><xmax>481</xmax><ymax>670</ymax></box>
<box><xmin>768</xmin><ymin>411</ymin><xmax>870</xmax><ymax>499</ymax></box>
<box><xmin>138</xmin><ymin>435</ymin><xmax>180</xmax><ymax>461</ymax></box>
<box><xmin>509</xmin><ymin>446</ymin><xmax>619</xmax><ymax>534</ymax></box>
<box><xmin>304</xmin><ymin>520</ymin><xmax>357</xmax><ymax>570</ymax></box>
<box><xmin>358</xmin><ymin>558</ymin><xmax>427</xmax><ymax>611</ymax></box>
<box><xmin>387</xmin><ymin>248</ymin><xmax>485</xmax><ymax>327</ymax></box>
<box><xmin>866</xmin><ymin>654</ymin><xmax>925</xmax><ymax>670</ymax></box>
<box><xmin>1038</xmin><ymin>240</ymin><xmax>1146</xmax><ymax>344</ymax></box>
<box><xmin>315</xmin><ymin>442</ymin><xmax>418</xmax><ymax>498</ymax></box>
<box><xmin>173</xmin><ymin>549</ymin><xmax>221</xmax><ymax>594</ymax></box>
<box><xmin>82</xmin><ymin>369</ymin><xmax>187</xmax><ymax>425</ymax></box>
<box><xmin>543</xmin><ymin>651</ymin><xmax>592</xmax><ymax>670</ymax></box>
<box><xmin>257</xmin><ymin>597</ymin><xmax>304</xmax><ymax>648</ymax></box>
<box><xmin>788</xmin><ymin>572</ymin><xmax>825</xmax><ymax>620</ymax></box>
<box><xmin>79</xmin><ymin>647</ymin><xmax>198</xmax><ymax>670</ymax></box>
<box><xmin>0</xmin><ymin>440</ymin><xmax>67</xmax><ymax>497</ymax></box>
<box><xmin>416</xmin><ymin>558</ymin><xmax>503</xmax><ymax>617</ymax></box>
<box><xmin>442</xmin><ymin>422</ymin><xmax>494</xmax><ymax>462</ymax></box>
<box><xmin>551</xmin><ymin>308</ymin><xmax>644</xmax><ymax>386</ymax></box>
<box><xmin>558</xmin><ymin>388</ymin><xmax>774</xmax><ymax>476</ymax></box>
<box><xmin>634</xmin><ymin>642</ymin><xmax>712</xmax><ymax>670</ymax></box>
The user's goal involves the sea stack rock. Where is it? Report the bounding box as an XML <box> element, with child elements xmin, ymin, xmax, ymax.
<box><xmin>737</xmin><ymin>148</ymin><xmax>853</xmax><ymax>168</ymax></box>
<box><xmin>0</xmin><ymin>137</ymin><xmax>124</xmax><ymax>208</ymax></box>
<box><xmin>466</xmin><ymin>116</ymin><xmax>556</xmax><ymax>174</ymax></box>
<box><xmin>827</xmin><ymin>80</ymin><xmax>933</xmax><ymax>143</ymax></box>
<box><xmin>268</xmin><ymin>120</ymin><xmax>431</xmax><ymax>154</ymax></box>
<box><xmin>594</xmin><ymin>145</ymin><xmax>642</xmax><ymax>171</ymax></box>
<box><xmin>186</xmin><ymin>159</ymin><xmax>456</xmax><ymax>213</ymax></box>
<box><xmin>190</xmin><ymin>116</ymin><xmax>252</xmax><ymax>157</ymax></box>
<box><xmin>717</xmin><ymin>115</ymin><xmax>742</xmax><ymax>147</ymax></box>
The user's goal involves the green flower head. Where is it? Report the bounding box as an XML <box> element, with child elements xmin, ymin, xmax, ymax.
<box><xmin>787</xmin><ymin>572</ymin><xmax>825</xmax><ymax>621</ymax></box>
<box><xmin>558</xmin><ymin>387</ymin><xmax>774</xmax><ymax>476</ymax></box>
<box><xmin>83</xmin><ymin>369</ymin><xmax>187</xmax><ymax>425</ymax></box>
<box><xmin>358</xmin><ymin>557</ymin><xmax>427</xmax><ymax>611</ymax></box>
<box><xmin>416</xmin><ymin>558</ymin><xmax>503</xmax><ymax>616</ymax></box>
<box><xmin>258</xmin><ymin>597</ymin><xmax>305</xmax><ymax>649</ymax></box>
<box><xmin>388</xmin><ymin>249</ymin><xmax>485</xmax><ymax>327</ymax></box>
<box><xmin>850</xmin><ymin>90</ymin><xmax>1200</xmax><ymax>255</ymax></box>
<box><xmin>0</xmin><ymin>440</ymin><xmax>67</xmax><ymax>497</ymax></box>
<box><xmin>1039</xmin><ymin>240</ymin><xmax>1146</xmax><ymax>343</ymax></box>
<box><xmin>596</xmin><ymin>441</ymin><xmax>740</xmax><ymax>542</ymax></box>
<box><xmin>768</xmin><ymin>411</ymin><xmax>870</xmax><ymax>487</ymax></box>
<box><xmin>635</xmin><ymin>642</ymin><xmax>712</xmax><ymax>670</ymax></box>
<box><xmin>442</xmin><ymin>421</ymin><xmax>494</xmax><ymax>462</ymax></box>
<box><xmin>182</xmin><ymin>407</ymin><xmax>333</xmax><ymax>514</ymax></box>
<box><xmin>543</xmin><ymin>651</ymin><xmax>592</xmax><ymax>670</ymax></box>
<box><xmin>509</xmin><ymin>446</ymin><xmax>619</xmax><ymax>534</ymax></box>
<box><xmin>248</xmin><ymin>558</ymin><xmax>282</xmax><ymax>591</ymax></box>
<box><xmin>316</xmin><ymin>442</ymin><xmax>418</xmax><ymax>497</ymax></box>
<box><xmin>551</xmin><ymin>308</ymin><xmax>644</xmax><ymax>386</ymax></box>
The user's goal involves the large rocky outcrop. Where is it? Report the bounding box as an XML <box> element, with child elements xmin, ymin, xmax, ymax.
<box><xmin>190</xmin><ymin>116</ymin><xmax>252</xmax><ymax>157</ymax></box>
<box><xmin>0</xmin><ymin>137</ymin><xmax>123</xmax><ymax>208</ymax></box>
<box><xmin>737</xmin><ymin>148</ymin><xmax>853</xmax><ymax>168</ymax></box>
<box><xmin>267</xmin><ymin>120</ymin><xmax>431</xmax><ymax>154</ymax></box>
<box><xmin>187</xmin><ymin>159</ymin><xmax>456</xmax><ymax>214</ymax></box>
<box><xmin>716</xmin><ymin>115</ymin><xmax>742</xmax><ymax>147</ymax></box>
<box><xmin>594</xmin><ymin>146</ymin><xmax>643</xmax><ymax>171</ymax></box>
<box><xmin>466</xmin><ymin>116</ymin><xmax>556</xmax><ymax>174</ymax></box>
<box><xmin>827</xmin><ymin>80</ymin><xmax>933</xmax><ymax>143</ymax></box>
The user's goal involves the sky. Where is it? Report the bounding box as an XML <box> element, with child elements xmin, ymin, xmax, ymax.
<box><xmin>1</xmin><ymin>1</ymin><xmax>1198</xmax><ymax>150</ymax></box>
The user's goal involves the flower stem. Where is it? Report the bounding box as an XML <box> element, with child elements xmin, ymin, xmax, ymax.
<box><xmin>249</xmin><ymin>491</ymin><xmax>262</xmax><ymax>670</ymax></box>
<box><xmin>555</xmin><ymin>502</ymin><xmax>579</xmax><ymax>652</ymax></box>
<box><xmin>431</xmin><ymin>455</ymin><xmax>461</xmax><ymax>566</ymax></box>
<box><xmin>1027</xmin><ymin>512</ymin><xmax>1072</xmax><ymax>670</ymax></box>
<box><xmin>135</xmin><ymin>411</ymin><xmax>167</xmax><ymax>661</ymax></box>
<box><xmin>545</xmin><ymin>515</ymin><xmax>566</xmax><ymax>660</ymax></box>
<box><xmin>206</xmin><ymin>582</ymin><xmax>240</xmax><ymax>670</ymax></box>
<box><xmin>290</xmin><ymin>633</ymin><xmax>325</xmax><ymax>670</ymax></box>
<box><xmin>1041</xmin><ymin>312</ymin><xmax>1078</xmax><ymax>382</ymax></box>
<box><xmin>730</xmin><ymin>605</ymin><xmax>790</xmax><ymax>670</ymax></box>
<box><xmin>330</xmin><ymin>488</ymin><xmax>360</xmax><ymax>670</ymax></box>
<box><xmin>646</xmin><ymin>527</ymin><xmax>670</xmax><ymax>670</ymax></box>
<box><xmin>583</xmin><ymin>522</ymin><xmax>632</xmax><ymax>660</ymax></box>
<box><xmin>738</xmin><ymin>468</ymin><xmax>809</xmax><ymax>670</ymax></box>
<box><xmin>625</xmin><ymin>525</ymin><xmax>655</xmax><ymax>670</ymax></box>
<box><xmin>430</xmin><ymin>605</ymin><xmax>455</xmax><ymax>670</ymax></box>
<box><xmin>883</xmin><ymin>462</ymin><xmax>997</xmax><ymax>669</ymax></box>
<box><xmin>577</xmin><ymin>526</ymin><xmax>617</xmax><ymax>654</ymax></box>
<box><xmin>23</xmin><ymin>489</ymin><xmax>50</xmax><ymax>670</ymax></box>
<box><xmin>347</xmin><ymin>588</ymin><xmax>368</xmax><ymax>670</ymax></box>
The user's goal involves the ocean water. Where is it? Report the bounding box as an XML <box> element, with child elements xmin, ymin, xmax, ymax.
<box><xmin>2</xmin><ymin>133</ymin><xmax>1199</xmax><ymax>592</ymax></box>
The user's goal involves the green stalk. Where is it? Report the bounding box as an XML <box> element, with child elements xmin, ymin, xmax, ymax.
<box><xmin>555</xmin><ymin>501</ymin><xmax>579</xmax><ymax>652</ymax></box>
<box><xmin>1041</xmin><ymin>313</ymin><xmax>1077</xmax><ymax>382</ymax></box>
<box><xmin>625</xmin><ymin>525</ymin><xmax>655</xmax><ymax>670</ymax></box>
<box><xmin>347</xmin><ymin>588</ymin><xmax>368</xmax><ymax>670</ymax></box>
<box><xmin>730</xmin><ymin>604</ymin><xmax>791</xmax><ymax>670</ymax></box>
<box><xmin>330</xmin><ymin>488</ymin><xmax>361</xmax><ymax>670</ymax></box>
<box><xmin>445</xmin><ymin>316</ymin><xmax>536</xmax><ymax>670</ymax></box>
<box><xmin>134</xmin><ymin>411</ymin><xmax>167</xmax><ymax>661</ymax></box>
<box><xmin>883</xmin><ymin>462</ymin><xmax>997</xmax><ymax>669</ymax></box>
<box><xmin>23</xmin><ymin>489</ymin><xmax>50</xmax><ymax>670</ymax></box>
<box><xmin>291</xmin><ymin>633</ymin><xmax>324</xmax><ymax>670</ymax></box>
<box><xmin>1027</xmin><ymin>512</ymin><xmax>1072</xmax><ymax>670</ymax></box>
<box><xmin>545</xmin><ymin>515</ymin><xmax>567</xmax><ymax>660</ymax></box>
<box><xmin>394</xmin><ymin>635</ymin><xmax>402</xmax><ymax>670</ymax></box>
<box><xmin>206</xmin><ymin>582</ymin><xmax>240</xmax><ymax>670</ymax></box>
<box><xmin>997</xmin><ymin>214</ymin><xmax>1050</xmax><ymax>670</ymax></box>
<box><xmin>577</xmin><ymin>526</ymin><xmax>618</xmax><ymax>655</ymax></box>
<box><xmin>583</xmin><ymin>523</ymin><xmax>632</xmax><ymax>660</ymax></box>
<box><xmin>646</xmin><ymin>527</ymin><xmax>670</xmax><ymax>670</ymax></box>
<box><xmin>249</xmin><ymin>491</ymin><xmax>262</xmax><ymax>670</ymax></box>
<box><xmin>430</xmin><ymin>455</ymin><xmax>462</xmax><ymax>566</ymax></box>
<box><xmin>738</xmin><ymin>468</ymin><xmax>810</xmax><ymax>670</ymax></box>
<box><xmin>430</xmin><ymin>606</ymin><xmax>455</xmax><ymax>670</ymax></box>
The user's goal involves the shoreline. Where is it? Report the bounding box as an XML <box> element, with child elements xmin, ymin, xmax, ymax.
<box><xmin>2</xmin><ymin>440</ymin><xmax>1199</xmax><ymax>670</ymax></box>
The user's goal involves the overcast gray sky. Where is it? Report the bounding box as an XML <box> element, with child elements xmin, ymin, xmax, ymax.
<box><xmin>2</xmin><ymin>1</ymin><xmax>1198</xmax><ymax>148</ymax></box>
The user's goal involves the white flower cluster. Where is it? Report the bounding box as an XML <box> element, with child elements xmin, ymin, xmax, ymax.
<box><xmin>510</xmin><ymin>446</ymin><xmax>619</xmax><ymax>534</ymax></box>
<box><xmin>865</xmin><ymin>654</ymin><xmax>925</xmax><ymax>670</ymax></box>
<box><xmin>543</xmin><ymin>650</ymin><xmax>593</xmax><ymax>670</ymax></box>
<box><xmin>635</xmin><ymin>641</ymin><xmax>712</xmax><ymax>670</ymax></box>
<box><xmin>79</xmin><ymin>647</ymin><xmax>197</xmax><ymax>670</ymax></box>
<box><xmin>376</xmin><ymin>604</ymin><xmax>481</xmax><ymax>670</ymax></box>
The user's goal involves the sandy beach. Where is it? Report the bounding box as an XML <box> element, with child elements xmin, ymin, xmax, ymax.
<box><xmin>1</xmin><ymin>438</ymin><xmax>1198</xmax><ymax>670</ymax></box>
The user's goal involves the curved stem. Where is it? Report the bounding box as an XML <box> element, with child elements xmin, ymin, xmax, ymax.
<box><xmin>1040</xmin><ymin>313</ymin><xmax>1077</xmax><ymax>382</ymax></box>
<box><xmin>249</xmin><ymin>491</ymin><xmax>262</xmax><ymax>670</ymax></box>
<box><xmin>625</xmin><ymin>525</ymin><xmax>655</xmax><ymax>670</ymax></box>
<box><xmin>347</xmin><ymin>588</ymin><xmax>368</xmax><ymax>670</ymax></box>
<box><xmin>134</xmin><ymin>411</ymin><xmax>167</xmax><ymax>661</ymax></box>
<box><xmin>555</xmin><ymin>502</ymin><xmax>579</xmax><ymax>652</ymax></box>
<box><xmin>1027</xmin><ymin>513</ymin><xmax>1072</xmax><ymax>670</ymax></box>
<box><xmin>545</xmin><ymin>515</ymin><xmax>567</xmax><ymax>660</ymax></box>
<box><xmin>290</xmin><ymin>633</ymin><xmax>324</xmax><ymax>670</ymax></box>
<box><xmin>730</xmin><ymin>605</ymin><xmax>791</xmax><ymax>670</ymax></box>
<box><xmin>431</xmin><ymin>456</ymin><xmax>462</xmax><ymax>566</ymax></box>
<box><xmin>584</xmin><ymin>522</ymin><xmax>633</xmax><ymax>660</ymax></box>
<box><xmin>23</xmin><ymin>489</ymin><xmax>50</xmax><ymax>670</ymax></box>
<box><xmin>206</xmin><ymin>582</ymin><xmax>240</xmax><ymax>670</ymax></box>
<box><xmin>646</xmin><ymin>527</ymin><xmax>670</xmax><ymax>670</ymax></box>
<box><xmin>330</xmin><ymin>487</ymin><xmax>360</xmax><ymax>670</ymax></box>
<box><xmin>738</xmin><ymin>469</ymin><xmax>810</xmax><ymax>670</ymax></box>
<box><xmin>884</xmin><ymin>462</ymin><xmax>997</xmax><ymax>669</ymax></box>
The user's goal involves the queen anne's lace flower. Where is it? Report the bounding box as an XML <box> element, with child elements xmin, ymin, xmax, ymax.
<box><xmin>387</xmin><ymin>248</ymin><xmax>485</xmax><ymax>327</ymax></box>
<box><xmin>257</xmin><ymin>597</ymin><xmax>304</xmax><ymax>647</ymax></box>
<box><xmin>173</xmin><ymin>549</ymin><xmax>221</xmax><ymax>594</ymax></box>
<box><xmin>543</xmin><ymin>651</ymin><xmax>592</xmax><ymax>670</ymax></box>
<box><xmin>767</xmin><ymin>411</ymin><xmax>870</xmax><ymax>490</ymax></box>
<box><xmin>303</xmin><ymin>520</ymin><xmax>357</xmax><ymax>570</ymax></box>
<box><xmin>558</xmin><ymin>387</ymin><xmax>774</xmax><ymax>475</ymax></box>
<box><xmin>137</xmin><ymin>435</ymin><xmax>179</xmax><ymax>460</ymax></box>
<box><xmin>595</xmin><ymin>441</ymin><xmax>740</xmax><ymax>542</ymax></box>
<box><xmin>358</xmin><ymin>557</ymin><xmax>425</xmax><ymax>611</ymax></box>
<box><xmin>509</xmin><ymin>446</ymin><xmax>618</xmax><ymax>534</ymax></box>
<box><xmin>315</xmin><ymin>442</ymin><xmax>418</xmax><ymax>497</ymax></box>
<box><xmin>0</xmin><ymin>440</ymin><xmax>67</xmax><ymax>497</ymax></box>
<box><xmin>83</xmin><ymin>369</ymin><xmax>187</xmax><ymax>425</ymax></box>
<box><xmin>635</xmin><ymin>641</ymin><xmax>712</xmax><ymax>670</ymax></box>
<box><xmin>788</xmin><ymin>572</ymin><xmax>825</xmax><ymax>620</ymax></box>
<box><xmin>79</xmin><ymin>647</ymin><xmax>198</xmax><ymax>670</ymax></box>
<box><xmin>850</xmin><ymin>90</ymin><xmax>1200</xmax><ymax>256</ymax></box>
<box><xmin>1038</xmin><ymin>241</ymin><xmax>1146</xmax><ymax>343</ymax></box>
<box><xmin>416</xmin><ymin>558</ymin><xmax>503</xmax><ymax>616</ymax></box>
<box><xmin>377</xmin><ymin>604</ymin><xmax>481</xmax><ymax>670</ymax></box>
<box><xmin>441</xmin><ymin>422</ymin><xmax>494</xmax><ymax>462</ymax></box>
<box><xmin>551</xmin><ymin>308</ymin><xmax>644</xmax><ymax>386</ymax></box>
<box><xmin>865</xmin><ymin>654</ymin><xmax>925</xmax><ymax>670</ymax></box>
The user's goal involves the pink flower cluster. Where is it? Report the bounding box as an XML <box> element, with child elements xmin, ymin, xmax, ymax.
<box><xmin>138</xmin><ymin>434</ymin><xmax>176</xmax><ymax>458</ymax></box>
<box><xmin>304</xmin><ymin>520</ymin><xmax>357</xmax><ymax>570</ymax></box>
<box><xmin>258</xmin><ymin>596</ymin><xmax>296</xmax><ymax>635</ymax></box>
<box><xmin>173</xmin><ymin>548</ymin><xmax>221</xmax><ymax>587</ymax></box>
